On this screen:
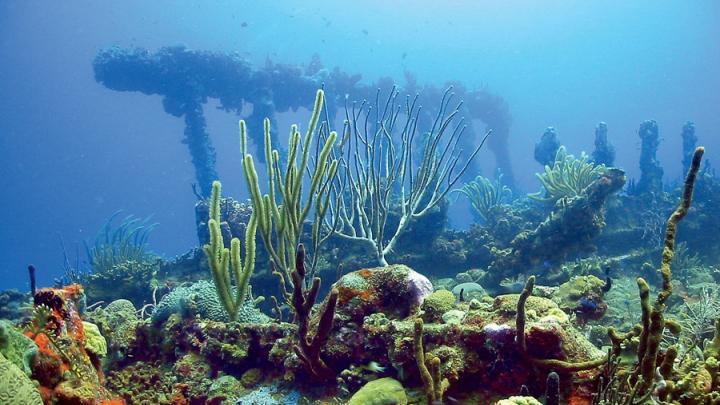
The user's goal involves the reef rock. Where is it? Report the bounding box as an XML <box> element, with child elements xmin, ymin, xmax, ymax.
<box><xmin>553</xmin><ymin>275</ymin><xmax>607</xmax><ymax>321</ymax></box>
<box><xmin>333</xmin><ymin>264</ymin><xmax>433</xmax><ymax>323</ymax></box>
<box><xmin>28</xmin><ymin>285</ymin><xmax>123</xmax><ymax>404</ymax></box>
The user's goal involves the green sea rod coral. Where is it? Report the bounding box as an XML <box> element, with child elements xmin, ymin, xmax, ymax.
<box><xmin>414</xmin><ymin>318</ymin><xmax>449</xmax><ymax>404</ymax></box>
<box><xmin>203</xmin><ymin>180</ymin><xmax>258</xmax><ymax>322</ymax></box>
<box><xmin>529</xmin><ymin>146</ymin><xmax>606</xmax><ymax>203</ymax></box>
<box><xmin>241</xmin><ymin>89</ymin><xmax>338</xmax><ymax>283</ymax></box>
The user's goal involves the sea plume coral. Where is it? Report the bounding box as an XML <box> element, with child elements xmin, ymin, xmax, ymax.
<box><xmin>455</xmin><ymin>171</ymin><xmax>512</xmax><ymax>222</ymax></box>
<box><xmin>529</xmin><ymin>146</ymin><xmax>606</xmax><ymax>203</ymax></box>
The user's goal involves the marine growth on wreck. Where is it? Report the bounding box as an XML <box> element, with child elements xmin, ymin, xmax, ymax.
<box><xmin>1</xmin><ymin>3</ymin><xmax>719</xmax><ymax>405</ymax></box>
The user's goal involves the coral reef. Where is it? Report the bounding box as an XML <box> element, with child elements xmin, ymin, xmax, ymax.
<box><xmin>633</xmin><ymin>119</ymin><xmax>664</xmax><ymax>196</ymax></box>
<box><xmin>4</xmin><ymin>78</ymin><xmax>717</xmax><ymax>404</ymax></box>
<box><xmin>489</xmin><ymin>167</ymin><xmax>625</xmax><ymax>285</ymax></box>
<box><xmin>26</xmin><ymin>284</ymin><xmax>122</xmax><ymax>404</ymax></box>
<box><xmin>591</xmin><ymin>122</ymin><xmax>615</xmax><ymax>166</ymax></box>
<box><xmin>534</xmin><ymin>127</ymin><xmax>561</xmax><ymax>167</ymax></box>
<box><xmin>681</xmin><ymin>121</ymin><xmax>697</xmax><ymax>175</ymax></box>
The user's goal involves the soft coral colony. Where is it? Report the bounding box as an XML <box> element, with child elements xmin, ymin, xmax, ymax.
<box><xmin>2</xmin><ymin>53</ymin><xmax>720</xmax><ymax>405</ymax></box>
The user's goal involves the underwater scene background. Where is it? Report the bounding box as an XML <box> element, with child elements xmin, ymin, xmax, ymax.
<box><xmin>1</xmin><ymin>1</ymin><xmax>720</xmax><ymax>404</ymax></box>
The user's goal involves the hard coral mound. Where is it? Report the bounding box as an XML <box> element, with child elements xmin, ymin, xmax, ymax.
<box><xmin>152</xmin><ymin>280</ymin><xmax>269</xmax><ymax>324</ymax></box>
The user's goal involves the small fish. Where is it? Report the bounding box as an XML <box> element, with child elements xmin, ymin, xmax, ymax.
<box><xmin>241</xmin><ymin>21</ymin><xmax>247</xmax><ymax>28</ymax></box>
<box><xmin>359</xmin><ymin>361</ymin><xmax>386</xmax><ymax>373</ymax></box>
<box><xmin>361</xmin><ymin>29</ymin><xmax>369</xmax><ymax>35</ymax></box>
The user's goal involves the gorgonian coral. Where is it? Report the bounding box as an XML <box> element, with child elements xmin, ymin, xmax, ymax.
<box><xmin>529</xmin><ymin>146</ymin><xmax>606</xmax><ymax>203</ymax></box>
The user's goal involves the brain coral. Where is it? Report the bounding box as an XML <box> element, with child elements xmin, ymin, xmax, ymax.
<box><xmin>0</xmin><ymin>320</ymin><xmax>37</xmax><ymax>376</ymax></box>
<box><xmin>0</xmin><ymin>352</ymin><xmax>43</xmax><ymax>405</ymax></box>
<box><xmin>82</xmin><ymin>321</ymin><xmax>108</xmax><ymax>357</ymax></box>
<box><xmin>152</xmin><ymin>280</ymin><xmax>270</xmax><ymax>324</ymax></box>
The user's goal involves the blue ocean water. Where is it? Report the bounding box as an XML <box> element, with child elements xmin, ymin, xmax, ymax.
<box><xmin>0</xmin><ymin>0</ymin><xmax>718</xmax><ymax>292</ymax></box>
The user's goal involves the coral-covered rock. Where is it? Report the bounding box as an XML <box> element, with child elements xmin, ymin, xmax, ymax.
<box><xmin>0</xmin><ymin>289</ymin><xmax>31</xmax><ymax>322</ymax></box>
<box><xmin>207</xmin><ymin>375</ymin><xmax>242</xmax><ymax>403</ymax></box>
<box><xmin>421</xmin><ymin>289</ymin><xmax>456</xmax><ymax>322</ymax></box>
<box><xmin>86</xmin><ymin>299</ymin><xmax>140</xmax><ymax>361</ymax></box>
<box><xmin>54</xmin><ymin>379</ymin><xmax>119</xmax><ymax>405</ymax></box>
<box><xmin>84</xmin><ymin>258</ymin><xmax>160</xmax><ymax>308</ymax></box>
<box><xmin>553</xmin><ymin>275</ymin><xmax>607</xmax><ymax>322</ymax></box>
<box><xmin>27</xmin><ymin>285</ymin><xmax>123</xmax><ymax>404</ymax></box>
<box><xmin>240</xmin><ymin>367</ymin><xmax>263</xmax><ymax>388</ymax></box>
<box><xmin>172</xmin><ymin>353</ymin><xmax>213</xmax><ymax>401</ymax></box>
<box><xmin>106</xmin><ymin>361</ymin><xmax>173</xmax><ymax>404</ymax></box>
<box><xmin>442</xmin><ymin>309</ymin><xmax>466</xmax><ymax>325</ymax></box>
<box><xmin>334</xmin><ymin>265</ymin><xmax>432</xmax><ymax>323</ymax></box>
